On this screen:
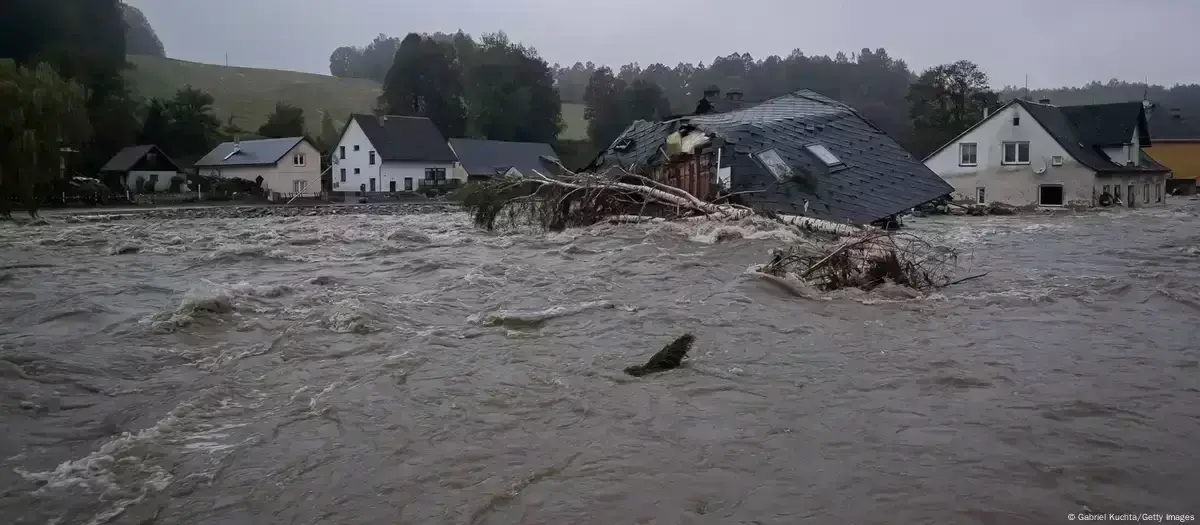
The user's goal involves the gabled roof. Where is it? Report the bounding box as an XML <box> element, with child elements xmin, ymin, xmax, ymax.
<box><xmin>925</xmin><ymin>99</ymin><xmax>1167</xmax><ymax>174</ymax></box>
<box><xmin>1147</xmin><ymin>108</ymin><xmax>1200</xmax><ymax>141</ymax></box>
<box><xmin>349</xmin><ymin>114</ymin><xmax>458</xmax><ymax>163</ymax></box>
<box><xmin>100</xmin><ymin>145</ymin><xmax>180</xmax><ymax>172</ymax></box>
<box><xmin>1018</xmin><ymin>100</ymin><xmax>1163</xmax><ymax>173</ymax></box>
<box><xmin>194</xmin><ymin>137</ymin><xmax>309</xmax><ymax>168</ymax></box>
<box><xmin>448</xmin><ymin>138</ymin><xmax>559</xmax><ymax>176</ymax></box>
<box><xmin>591</xmin><ymin>89</ymin><xmax>954</xmax><ymax>225</ymax></box>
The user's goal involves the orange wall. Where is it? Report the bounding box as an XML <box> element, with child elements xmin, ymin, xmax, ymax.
<box><xmin>1147</xmin><ymin>141</ymin><xmax>1200</xmax><ymax>180</ymax></box>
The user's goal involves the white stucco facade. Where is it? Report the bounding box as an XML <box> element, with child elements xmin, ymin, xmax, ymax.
<box><xmin>198</xmin><ymin>140</ymin><xmax>321</xmax><ymax>196</ymax></box>
<box><xmin>123</xmin><ymin>170</ymin><xmax>179</xmax><ymax>192</ymax></box>
<box><xmin>924</xmin><ymin>102</ymin><xmax>1166</xmax><ymax>208</ymax></box>
<box><xmin>332</xmin><ymin>118</ymin><xmax>462</xmax><ymax>193</ymax></box>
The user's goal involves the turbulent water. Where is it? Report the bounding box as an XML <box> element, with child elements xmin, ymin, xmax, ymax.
<box><xmin>2</xmin><ymin>202</ymin><xmax>1198</xmax><ymax>525</ymax></box>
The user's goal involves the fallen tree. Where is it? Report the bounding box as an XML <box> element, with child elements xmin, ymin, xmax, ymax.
<box><xmin>460</xmin><ymin>159</ymin><xmax>979</xmax><ymax>292</ymax></box>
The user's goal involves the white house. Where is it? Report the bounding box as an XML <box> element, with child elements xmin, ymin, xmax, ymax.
<box><xmin>194</xmin><ymin>137</ymin><xmax>321</xmax><ymax>197</ymax></box>
<box><xmin>331</xmin><ymin>114</ymin><xmax>460</xmax><ymax>193</ymax></box>
<box><xmin>98</xmin><ymin>145</ymin><xmax>184</xmax><ymax>193</ymax></box>
<box><xmin>924</xmin><ymin>98</ymin><xmax>1170</xmax><ymax>208</ymax></box>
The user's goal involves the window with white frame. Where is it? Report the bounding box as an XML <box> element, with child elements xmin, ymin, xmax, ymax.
<box><xmin>340</xmin><ymin>168</ymin><xmax>346</xmax><ymax>182</ymax></box>
<box><xmin>1002</xmin><ymin>142</ymin><xmax>1030</xmax><ymax>164</ymax></box>
<box><xmin>293</xmin><ymin>153</ymin><xmax>306</xmax><ymax>166</ymax></box>
<box><xmin>1051</xmin><ymin>155</ymin><xmax>1064</xmax><ymax>166</ymax></box>
<box><xmin>369</xmin><ymin>151</ymin><xmax>376</xmax><ymax>165</ymax></box>
<box><xmin>976</xmin><ymin>187</ymin><xmax>986</xmax><ymax>204</ymax></box>
<box><xmin>959</xmin><ymin>143</ymin><xmax>977</xmax><ymax>166</ymax></box>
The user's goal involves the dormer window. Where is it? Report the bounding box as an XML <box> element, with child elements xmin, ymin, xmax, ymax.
<box><xmin>805</xmin><ymin>143</ymin><xmax>842</xmax><ymax>167</ymax></box>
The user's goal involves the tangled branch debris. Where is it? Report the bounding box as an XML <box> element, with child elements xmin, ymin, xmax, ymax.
<box><xmin>459</xmin><ymin>159</ymin><xmax>976</xmax><ymax>292</ymax></box>
<box><xmin>760</xmin><ymin>230</ymin><xmax>979</xmax><ymax>292</ymax></box>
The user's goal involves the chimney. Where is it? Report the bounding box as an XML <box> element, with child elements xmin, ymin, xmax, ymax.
<box><xmin>1038</xmin><ymin>98</ymin><xmax>1051</xmax><ymax>104</ymax></box>
<box><xmin>725</xmin><ymin>89</ymin><xmax>743</xmax><ymax>102</ymax></box>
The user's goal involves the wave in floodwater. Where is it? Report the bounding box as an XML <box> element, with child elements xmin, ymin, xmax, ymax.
<box><xmin>1</xmin><ymin>201</ymin><xmax>1199</xmax><ymax>525</ymax></box>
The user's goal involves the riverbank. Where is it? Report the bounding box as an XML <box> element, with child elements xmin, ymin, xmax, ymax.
<box><xmin>22</xmin><ymin>202</ymin><xmax>461</xmax><ymax>223</ymax></box>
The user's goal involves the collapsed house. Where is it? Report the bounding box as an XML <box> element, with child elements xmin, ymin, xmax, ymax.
<box><xmin>587</xmin><ymin>89</ymin><xmax>954</xmax><ymax>226</ymax></box>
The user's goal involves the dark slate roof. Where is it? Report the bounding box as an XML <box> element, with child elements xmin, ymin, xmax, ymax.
<box><xmin>1060</xmin><ymin>102</ymin><xmax>1149</xmax><ymax>146</ymax></box>
<box><xmin>592</xmin><ymin>90</ymin><xmax>954</xmax><ymax>225</ymax></box>
<box><xmin>194</xmin><ymin>137</ymin><xmax>307</xmax><ymax>168</ymax></box>
<box><xmin>1016</xmin><ymin>100</ymin><xmax>1166</xmax><ymax>173</ymax></box>
<box><xmin>351</xmin><ymin>114</ymin><xmax>457</xmax><ymax>163</ymax></box>
<box><xmin>100</xmin><ymin>145</ymin><xmax>179</xmax><ymax>172</ymax></box>
<box><xmin>1147</xmin><ymin>108</ymin><xmax>1200</xmax><ymax>140</ymax></box>
<box><xmin>449</xmin><ymin>139</ymin><xmax>559</xmax><ymax>176</ymax></box>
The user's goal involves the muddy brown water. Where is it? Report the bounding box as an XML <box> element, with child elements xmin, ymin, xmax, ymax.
<box><xmin>1</xmin><ymin>202</ymin><xmax>1198</xmax><ymax>524</ymax></box>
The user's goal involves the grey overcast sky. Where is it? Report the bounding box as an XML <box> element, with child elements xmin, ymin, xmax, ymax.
<box><xmin>129</xmin><ymin>0</ymin><xmax>1199</xmax><ymax>88</ymax></box>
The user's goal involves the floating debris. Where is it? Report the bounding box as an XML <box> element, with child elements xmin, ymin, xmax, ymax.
<box><xmin>625</xmin><ymin>334</ymin><xmax>695</xmax><ymax>377</ymax></box>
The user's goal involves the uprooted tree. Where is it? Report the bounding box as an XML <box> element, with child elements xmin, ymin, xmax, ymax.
<box><xmin>459</xmin><ymin>160</ymin><xmax>983</xmax><ymax>293</ymax></box>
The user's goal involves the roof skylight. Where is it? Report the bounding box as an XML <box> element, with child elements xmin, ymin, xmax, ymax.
<box><xmin>754</xmin><ymin>148</ymin><xmax>793</xmax><ymax>181</ymax></box>
<box><xmin>806</xmin><ymin>143</ymin><xmax>842</xmax><ymax>166</ymax></box>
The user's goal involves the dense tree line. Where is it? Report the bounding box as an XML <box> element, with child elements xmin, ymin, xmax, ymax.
<box><xmin>340</xmin><ymin>31</ymin><xmax>563</xmax><ymax>145</ymax></box>
<box><xmin>122</xmin><ymin>2</ymin><xmax>165</xmax><ymax>57</ymax></box>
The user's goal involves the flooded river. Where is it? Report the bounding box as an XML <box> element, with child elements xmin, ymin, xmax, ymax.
<box><xmin>1</xmin><ymin>202</ymin><xmax>1198</xmax><ymax>524</ymax></box>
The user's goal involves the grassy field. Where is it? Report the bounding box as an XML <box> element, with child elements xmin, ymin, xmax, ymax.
<box><xmin>125</xmin><ymin>55</ymin><xmax>589</xmax><ymax>140</ymax></box>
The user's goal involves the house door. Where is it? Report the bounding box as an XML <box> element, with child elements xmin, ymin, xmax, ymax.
<box><xmin>404</xmin><ymin>178</ymin><xmax>413</xmax><ymax>191</ymax></box>
<box><xmin>369</xmin><ymin>178</ymin><xmax>376</xmax><ymax>192</ymax></box>
<box><xmin>293</xmin><ymin>180</ymin><xmax>305</xmax><ymax>194</ymax></box>
<box><xmin>389</xmin><ymin>180</ymin><xmax>397</xmax><ymax>192</ymax></box>
<box><xmin>1127</xmin><ymin>184</ymin><xmax>1136</xmax><ymax>208</ymax></box>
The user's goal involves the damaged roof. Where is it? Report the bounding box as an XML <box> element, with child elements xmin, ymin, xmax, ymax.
<box><xmin>591</xmin><ymin>90</ymin><xmax>953</xmax><ymax>225</ymax></box>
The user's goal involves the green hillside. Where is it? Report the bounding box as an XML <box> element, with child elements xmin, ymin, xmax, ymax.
<box><xmin>124</xmin><ymin>54</ymin><xmax>588</xmax><ymax>140</ymax></box>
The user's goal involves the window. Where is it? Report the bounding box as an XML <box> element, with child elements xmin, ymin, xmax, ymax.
<box><xmin>1038</xmin><ymin>185</ymin><xmax>1064</xmax><ymax>206</ymax></box>
<box><xmin>354</xmin><ymin>168</ymin><xmax>360</xmax><ymax>174</ymax></box>
<box><xmin>293</xmin><ymin>153</ymin><xmax>306</xmax><ymax>166</ymax></box>
<box><xmin>293</xmin><ymin>180</ymin><xmax>306</xmax><ymax>194</ymax></box>
<box><xmin>754</xmin><ymin>148</ymin><xmax>793</xmax><ymax>181</ymax></box>
<box><xmin>1051</xmin><ymin>156</ymin><xmax>1064</xmax><ymax>166</ymax></box>
<box><xmin>1012</xmin><ymin>116</ymin><xmax>1020</xmax><ymax>126</ymax></box>
<box><xmin>1144</xmin><ymin>183</ymin><xmax>1150</xmax><ymax>204</ymax></box>
<box><xmin>1002</xmin><ymin>142</ymin><xmax>1030</xmax><ymax>164</ymax></box>
<box><xmin>959</xmin><ymin>143</ymin><xmax>978</xmax><ymax>166</ymax></box>
<box><xmin>423</xmin><ymin>168</ymin><xmax>447</xmax><ymax>185</ymax></box>
<box><xmin>369</xmin><ymin>151</ymin><xmax>376</xmax><ymax>165</ymax></box>
<box><xmin>1114</xmin><ymin>185</ymin><xmax>1122</xmax><ymax>201</ymax></box>
<box><xmin>805</xmin><ymin>144</ymin><xmax>842</xmax><ymax>167</ymax></box>
<box><xmin>340</xmin><ymin>168</ymin><xmax>346</xmax><ymax>182</ymax></box>
<box><xmin>339</xmin><ymin>146</ymin><xmax>345</xmax><ymax>160</ymax></box>
<box><xmin>1102</xmin><ymin>184</ymin><xmax>1110</xmax><ymax>195</ymax></box>
<box><xmin>353</xmin><ymin>145</ymin><xmax>360</xmax><ymax>151</ymax></box>
<box><xmin>976</xmin><ymin>187</ymin><xmax>986</xmax><ymax>204</ymax></box>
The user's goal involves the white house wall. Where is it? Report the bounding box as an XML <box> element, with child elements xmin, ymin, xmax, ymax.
<box><xmin>333</xmin><ymin>118</ymin><xmax>463</xmax><ymax>192</ymax></box>
<box><xmin>270</xmin><ymin>140</ymin><xmax>322</xmax><ymax>195</ymax></box>
<box><xmin>925</xmin><ymin>103</ymin><xmax>1095</xmax><ymax>207</ymax></box>
<box><xmin>124</xmin><ymin>170</ymin><xmax>178</xmax><ymax>192</ymax></box>
<box><xmin>333</xmin><ymin>119</ymin><xmax>373</xmax><ymax>191</ymax></box>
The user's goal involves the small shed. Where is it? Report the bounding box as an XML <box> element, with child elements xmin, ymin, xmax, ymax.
<box><xmin>99</xmin><ymin>145</ymin><xmax>184</xmax><ymax>193</ymax></box>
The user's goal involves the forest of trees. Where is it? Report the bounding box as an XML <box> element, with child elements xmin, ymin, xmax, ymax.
<box><xmin>331</xmin><ymin>32</ymin><xmax>1200</xmax><ymax>160</ymax></box>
